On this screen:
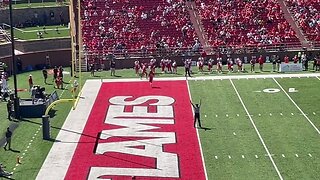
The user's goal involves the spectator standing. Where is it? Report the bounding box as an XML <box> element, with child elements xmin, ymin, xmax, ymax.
<box><xmin>6</xmin><ymin>100</ymin><xmax>13</xmax><ymax>121</ymax></box>
<box><xmin>53</xmin><ymin>66</ymin><xmax>58</xmax><ymax>82</ymax></box>
<box><xmin>276</xmin><ymin>55</ymin><xmax>281</xmax><ymax>71</ymax></box>
<box><xmin>90</xmin><ymin>63</ymin><xmax>95</xmax><ymax>77</ymax></box>
<box><xmin>31</xmin><ymin>86</ymin><xmax>36</xmax><ymax>104</ymax></box>
<box><xmin>250</xmin><ymin>57</ymin><xmax>256</xmax><ymax>73</ymax></box>
<box><xmin>58</xmin><ymin>66</ymin><xmax>64</xmax><ymax>82</ymax></box>
<box><xmin>42</xmin><ymin>67</ymin><xmax>48</xmax><ymax>84</ymax></box>
<box><xmin>110</xmin><ymin>60</ymin><xmax>116</xmax><ymax>76</ymax></box>
<box><xmin>4</xmin><ymin>127</ymin><xmax>12</xmax><ymax>151</ymax></box>
<box><xmin>28</xmin><ymin>75</ymin><xmax>33</xmax><ymax>91</ymax></box>
<box><xmin>184</xmin><ymin>59</ymin><xmax>191</xmax><ymax>77</ymax></box>
<box><xmin>258</xmin><ymin>55</ymin><xmax>264</xmax><ymax>72</ymax></box>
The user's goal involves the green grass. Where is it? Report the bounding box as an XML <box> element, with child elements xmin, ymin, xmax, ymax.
<box><xmin>12</xmin><ymin>2</ymin><xmax>67</xmax><ymax>9</ymax></box>
<box><xmin>189</xmin><ymin>77</ymin><xmax>320</xmax><ymax>179</ymax></box>
<box><xmin>0</xmin><ymin>64</ymin><xmax>319</xmax><ymax>179</ymax></box>
<box><xmin>11</xmin><ymin>26</ymin><xmax>70</xmax><ymax>40</ymax></box>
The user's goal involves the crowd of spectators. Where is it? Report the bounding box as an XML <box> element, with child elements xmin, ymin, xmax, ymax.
<box><xmin>195</xmin><ymin>0</ymin><xmax>300</xmax><ymax>49</ymax></box>
<box><xmin>285</xmin><ymin>0</ymin><xmax>320</xmax><ymax>42</ymax></box>
<box><xmin>81</xmin><ymin>0</ymin><xmax>197</xmax><ymax>61</ymax></box>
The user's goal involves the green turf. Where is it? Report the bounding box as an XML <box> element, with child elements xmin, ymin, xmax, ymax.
<box><xmin>0</xmin><ymin>65</ymin><xmax>319</xmax><ymax>179</ymax></box>
<box><xmin>10</xmin><ymin>26</ymin><xmax>70</xmax><ymax>40</ymax></box>
<box><xmin>12</xmin><ymin>2</ymin><xmax>68</xmax><ymax>9</ymax></box>
<box><xmin>188</xmin><ymin>77</ymin><xmax>320</xmax><ymax>179</ymax></box>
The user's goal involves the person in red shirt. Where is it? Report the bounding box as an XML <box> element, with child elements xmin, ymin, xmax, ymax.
<box><xmin>207</xmin><ymin>58</ymin><xmax>213</xmax><ymax>73</ymax></box>
<box><xmin>148</xmin><ymin>70</ymin><xmax>155</xmax><ymax>87</ymax></box>
<box><xmin>258</xmin><ymin>55</ymin><xmax>264</xmax><ymax>72</ymax></box>
<box><xmin>293</xmin><ymin>55</ymin><xmax>298</xmax><ymax>63</ymax></box>
<box><xmin>284</xmin><ymin>55</ymin><xmax>289</xmax><ymax>63</ymax></box>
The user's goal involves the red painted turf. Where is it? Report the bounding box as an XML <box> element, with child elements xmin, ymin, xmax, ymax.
<box><xmin>65</xmin><ymin>80</ymin><xmax>205</xmax><ymax>180</ymax></box>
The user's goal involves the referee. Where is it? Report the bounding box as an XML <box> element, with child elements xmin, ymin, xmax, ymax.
<box><xmin>190</xmin><ymin>100</ymin><xmax>202</xmax><ymax>128</ymax></box>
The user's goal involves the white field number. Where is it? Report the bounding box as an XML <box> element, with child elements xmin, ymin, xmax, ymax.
<box><xmin>262</xmin><ymin>88</ymin><xmax>297</xmax><ymax>93</ymax></box>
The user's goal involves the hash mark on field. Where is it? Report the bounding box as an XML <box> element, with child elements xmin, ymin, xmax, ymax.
<box><xmin>291</xmin><ymin>113</ymin><xmax>294</xmax><ymax>115</ymax></box>
<box><xmin>269</xmin><ymin>113</ymin><xmax>272</xmax><ymax>116</ymax></box>
<box><xmin>295</xmin><ymin>154</ymin><xmax>299</xmax><ymax>157</ymax></box>
<box><xmin>226</xmin><ymin>114</ymin><xmax>229</xmax><ymax>117</ymax></box>
<box><xmin>280</xmin><ymin>113</ymin><xmax>283</xmax><ymax>116</ymax></box>
<box><xmin>258</xmin><ymin>113</ymin><xmax>261</xmax><ymax>116</ymax></box>
<box><xmin>215</xmin><ymin>114</ymin><xmax>218</xmax><ymax>117</ymax></box>
<box><xmin>233</xmin><ymin>132</ymin><xmax>236</xmax><ymax>136</ymax></box>
<box><xmin>242</xmin><ymin>155</ymin><xmax>245</xmax><ymax>158</ymax></box>
<box><xmin>255</xmin><ymin>155</ymin><xmax>258</xmax><ymax>158</ymax></box>
<box><xmin>308</xmin><ymin>153</ymin><xmax>312</xmax><ymax>157</ymax></box>
<box><xmin>22</xmin><ymin>153</ymin><xmax>25</xmax><ymax>156</ymax></box>
<box><xmin>313</xmin><ymin>112</ymin><xmax>316</xmax><ymax>115</ymax></box>
<box><xmin>236</xmin><ymin>114</ymin><xmax>239</xmax><ymax>117</ymax></box>
<box><xmin>228</xmin><ymin>155</ymin><xmax>232</xmax><ymax>159</ymax></box>
<box><xmin>282</xmin><ymin>154</ymin><xmax>285</xmax><ymax>158</ymax></box>
<box><xmin>215</xmin><ymin>156</ymin><xmax>218</xmax><ymax>159</ymax></box>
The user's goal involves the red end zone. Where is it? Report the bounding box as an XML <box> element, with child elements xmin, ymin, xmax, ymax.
<box><xmin>66</xmin><ymin>80</ymin><xmax>205</xmax><ymax>179</ymax></box>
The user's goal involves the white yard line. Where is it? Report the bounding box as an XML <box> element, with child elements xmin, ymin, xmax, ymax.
<box><xmin>229</xmin><ymin>79</ymin><xmax>283</xmax><ymax>180</ymax></box>
<box><xmin>186</xmin><ymin>80</ymin><xmax>208</xmax><ymax>180</ymax></box>
<box><xmin>273</xmin><ymin>78</ymin><xmax>320</xmax><ymax>135</ymax></box>
<box><xmin>316</xmin><ymin>76</ymin><xmax>320</xmax><ymax>81</ymax></box>
<box><xmin>102</xmin><ymin>73</ymin><xmax>320</xmax><ymax>83</ymax></box>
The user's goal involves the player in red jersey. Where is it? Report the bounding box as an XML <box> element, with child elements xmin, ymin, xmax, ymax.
<box><xmin>134</xmin><ymin>60</ymin><xmax>140</xmax><ymax>76</ymax></box>
<box><xmin>236</xmin><ymin>58</ymin><xmax>243</xmax><ymax>72</ymax></box>
<box><xmin>227</xmin><ymin>58</ymin><xmax>233</xmax><ymax>73</ymax></box>
<box><xmin>140</xmin><ymin>63</ymin><xmax>148</xmax><ymax>79</ymax></box>
<box><xmin>216</xmin><ymin>58</ymin><xmax>222</xmax><ymax>73</ymax></box>
<box><xmin>148</xmin><ymin>70</ymin><xmax>155</xmax><ymax>87</ymax></box>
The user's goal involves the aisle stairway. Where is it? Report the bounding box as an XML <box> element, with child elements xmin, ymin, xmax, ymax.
<box><xmin>277</xmin><ymin>0</ymin><xmax>311</xmax><ymax>49</ymax></box>
<box><xmin>186</xmin><ymin>1</ymin><xmax>211</xmax><ymax>54</ymax></box>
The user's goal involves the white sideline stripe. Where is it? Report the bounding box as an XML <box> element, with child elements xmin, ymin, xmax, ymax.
<box><xmin>36</xmin><ymin>80</ymin><xmax>102</xmax><ymax>180</ymax></box>
<box><xmin>100</xmin><ymin>73</ymin><xmax>320</xmax><ymax>83</ymax></box>
<box><xmin>316</xmin><ymin>77</ymin><xmax>320</xmax><ymax>81</ymax></box>
<box><xmin>273</xmin><ymin>78</ymin><xmax>320</xmax><ymax>135</ymax></box>
<box><xmin>229</xmin><ymin>79</ymin><xmax>283</xmax><ymax>180</ymax></box>
<box><xmin>186</xmin><ymin>80</ymin><xmax>208</xmax><ymax>180</ymax></box>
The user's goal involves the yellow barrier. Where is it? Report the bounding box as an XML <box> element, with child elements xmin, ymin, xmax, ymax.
<box><xmin>44</xmin><ymin>99</ymin><xmax>75</xmax><ymax>116</ymax></box>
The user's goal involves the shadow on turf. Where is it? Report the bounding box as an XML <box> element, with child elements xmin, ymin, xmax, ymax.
<box><xmin>0</xmin><ymin>175</ymin><xmax>15</xmax><ymax>180</ymax></box>
<box><xmin>197</xmin><ymin>127</ymin><xmax>212</xmax><ymax>131</ymax></box>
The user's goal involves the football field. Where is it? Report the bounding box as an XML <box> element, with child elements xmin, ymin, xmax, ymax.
<box><xmin>35</xmin><ymin>73</ymin><xmax>320</xmax><ymax>179</ymax></box>
<box><xmin>189</xmin><ymin>75</ymin><xmax>320</xmax><ymax>179</ymax></box>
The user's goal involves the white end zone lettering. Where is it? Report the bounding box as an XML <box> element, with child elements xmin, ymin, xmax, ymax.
<box><xmin>88</xmin><ymin>96</ymin><xmax>179</xmax><ymax>179</ymax></box>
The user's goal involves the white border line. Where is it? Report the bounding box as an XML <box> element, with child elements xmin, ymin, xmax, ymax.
<box><xmin>229</xmin><ymin>79</ymin><xmax>283</xmax><ymax>180</ymax></box>
<box><xmin>101</xmin><ymin>73</ymin><xmax>320</xmax><ymax>83</ymax></box>
<box><xmin>36</xmin><ymin>80</ymin><xmax>102</xmax><ymax>180</ymax></box>
<box><xmin>186</xmin><ymin>80</ymin><xmax>208</xmax><ymax>180</ymax></box>
<box><xmin>273</xmin><ymin>78</ymin><xmax>320</xmax><ymax>135</ymax></box>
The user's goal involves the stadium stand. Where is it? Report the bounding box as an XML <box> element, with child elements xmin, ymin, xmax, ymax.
<box><xmin>285</xmin><ymin>0</ymin><xmax>320</xmax><ymax>46</ymax></box>
<box><xmin>81</xmin><ymin>0</ymin><xmax>198</xmax><ymax>60</ymax></box>
<box><xmin>194</xmin><ymin>0</ymin><xmax>301</xmax><ymax>49</ymax></box>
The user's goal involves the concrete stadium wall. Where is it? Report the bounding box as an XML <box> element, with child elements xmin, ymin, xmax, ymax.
<box><xmin>15</xmin><ymin>38</ymin><xmax>71</xmax><ymax>52</ymax></box>
<box><xmin>0</xmin><ymin>6</ymin><xmax>69</xmax><ymax>26</ymax></box>
<box><xmin>0</xmin><ymin>43</ymin><xmax>11</xmax><ymax>57</ymax></box>
<box><xmin>1</xmin><ymin>49</ymin><xmax>71</xmax><ymax>74</ymax></box>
